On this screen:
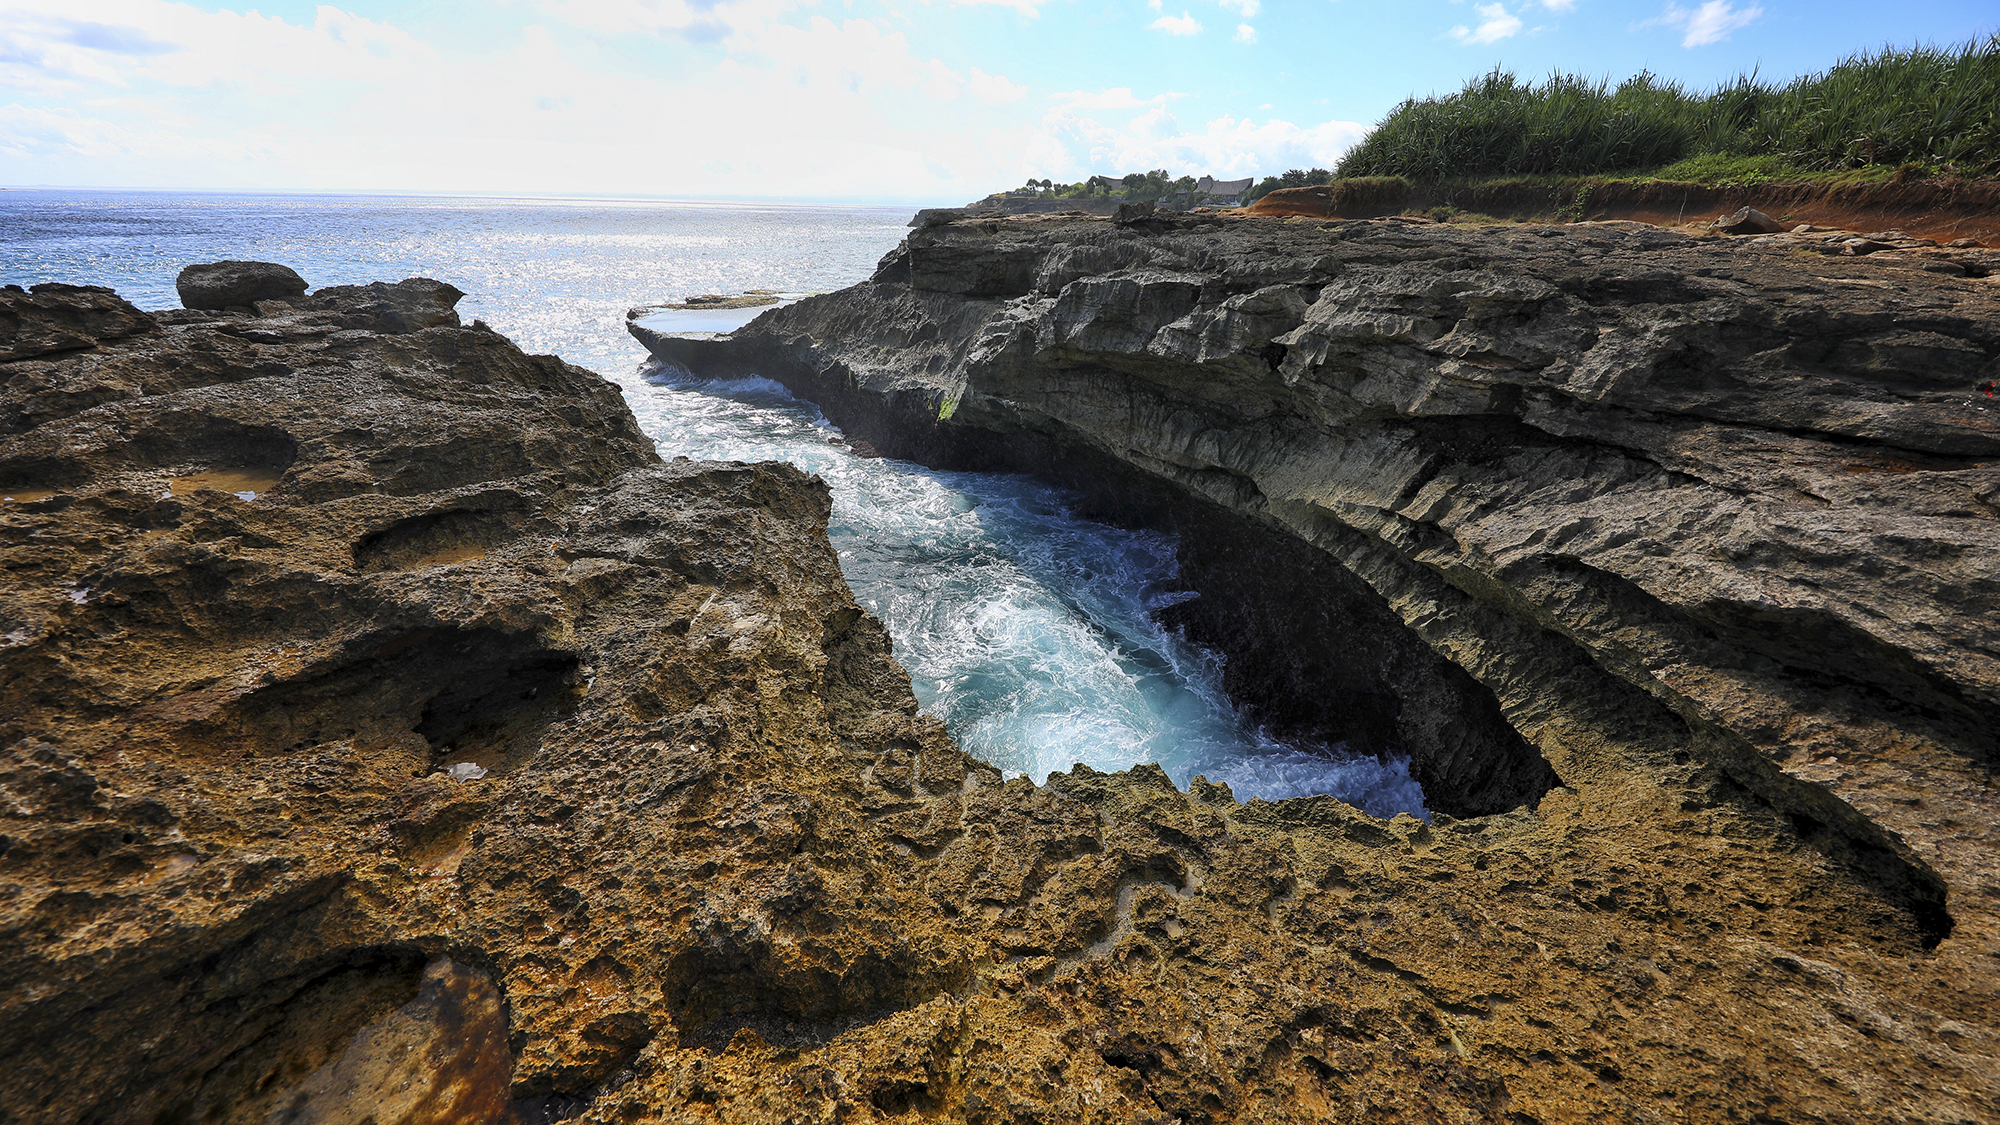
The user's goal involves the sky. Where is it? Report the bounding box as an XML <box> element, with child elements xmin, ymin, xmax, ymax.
<box><xmin>2</xmin><ymin>0</ymin><xmax>1993</xmax><ymax>204</ymax></box>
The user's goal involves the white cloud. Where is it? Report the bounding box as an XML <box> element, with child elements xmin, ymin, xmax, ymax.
<box><xmin>967</xmin><ymin>66</ymin><xmax>1028</xmax><ymax>102</ymax></box>
<box><xmin>1645</xmin><ymin>0</ymin><xmax>1762</xmax><ymax>47</ymax></box>
<box><xmin>1234</xmin><ymin>23</ymin><xmax>1257</xmax><ymax>43</ymax></box>
<box><xmin>1448</xmin><ymin>3</ymin><xmax>1523</xmax><ymax>44</ymax></box>
<box><xmin>1539</xmin><ymin>0</ymin><xmax>1578</xmax><ymax>10</ymax></box>
<box><xmin>936</xmin><ymin>0</ymin><xmax>1051</xmax><ymax>14</ymax></box>
<box><xmin>1217</xmin><ymin>0</ymin><xmax>1260</xmax><ymax>16</ymax></box>
<box><xmin>1030</xmin><ymin>89</ymin><xmax>1365</xmax><ymax>182</ymax></box>
<box><xmin>0</xmin><ymin>0</ymin><xmax>1050</xmax><ymax>201</ymax></box>
<box><xmin>1049</xmin><ymin>86</ymin><xmax>1182</xmax><ymax>111</ymax></box>
<box><xmin>0</xmin><ymin>0</ymin><xmax>1380</xmax><ymax>204</ymax></box>
<box><xmin>538</xmin><ymin>0</ymin><xmax>771</xmax><ymax>41</ymax></box>
<box><xmin>1150</xmin><ymin>12</ymin><xmax>1203</xmax><ymax>35</ymax></box>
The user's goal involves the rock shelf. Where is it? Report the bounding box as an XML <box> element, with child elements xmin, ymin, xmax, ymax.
<box><xmin>633</xmin><ymin>211</ymin><xmax>2000</xmax><ymax>1121</ymax></box>
<box><xmin>1</xmin><ymin>206</ymin><xmax>1995</xmax><ymax>1120</ymax></box>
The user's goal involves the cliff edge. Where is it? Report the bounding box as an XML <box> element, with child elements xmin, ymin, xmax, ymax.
<box><xmin>635</xmin><ymin>212</ymin><xmax>2000</xmax><ymax>1121</ymax></box>
<box><xmin>0</xmin><ymin>225</ymin><xmax>1992</xmax><ymax>1122</ymax></box>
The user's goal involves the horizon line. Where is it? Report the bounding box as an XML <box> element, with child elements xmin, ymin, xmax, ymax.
<box><xmin>0</xmin><ymin>184</ymin><xmax>966</xmax><ymax>210</ymax></box>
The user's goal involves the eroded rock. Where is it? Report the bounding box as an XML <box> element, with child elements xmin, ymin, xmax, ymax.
<box><xmin>176</xmin><ymin>260</ymin><xmax>310</xmax><ymax>310</ymax></box>
<box><xmin>1710</xmin><ymin>205</ymin><xmax>1785</xmax><ymax>235</ymax></box>
<box><xmin>5</xmin><ymin>232</ymin><xmax>1996</xmax><ymax>1124</ymax></box>
<box><xmin>637</xmin><ymin>211</ymin><xmax>2000</xmax><ymax>1121</ymax></box>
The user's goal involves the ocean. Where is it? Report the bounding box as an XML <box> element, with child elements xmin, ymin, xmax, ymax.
<box><xmin>0</xmin><ymin>188</ymin><xmax>1426</xmax><ymax>816</ymax></box>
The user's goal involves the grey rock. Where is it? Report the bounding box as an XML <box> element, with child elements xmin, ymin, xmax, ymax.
<box><xmin>175</xmin><ymin>260</ymin><xmax>308</xmax><ymax>310</ymax></box>
<box><xmin>0</xmin><ymin>283</ymin><xmax>155</xmax><ymax>363</ymax></box>
<box><xmin>637</xmin><ymin>214</ymin><xmax>2000</xmax><ymax>1008</ymax></box>
<box><xmin>309</xmin><ymin>277</ymin><xmax>465</xmax><ymax>333</ymax></box>
<box><xmin>909</xmin><ymin>207</ymin><xmax>968</xmax><ymax>228</ymax></box>
<box><xmin>1711</xmin><ymin>206</ymin><xmax>1785</xmax><ymax>235</ymax></box>
<box><xmin>1113</xmin><ymin>200</ymin><xmax>1157</xmax><ymax>225</ymax></box>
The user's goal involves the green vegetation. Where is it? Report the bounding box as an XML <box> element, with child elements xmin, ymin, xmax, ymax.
<box><xmin>1008</xmin><ymin>169</ymin><xmax>1198</xmax><ymax>201</ymax></box>
<box><xmin>1245</xmin><ymin>168</ymin><xmax>1334</xmax><ymax>202</ymax></box>
<box><xmin>1337</xmin><ymin>36</ymin><xmax>2000</xmax><ymax>181</ymax></box>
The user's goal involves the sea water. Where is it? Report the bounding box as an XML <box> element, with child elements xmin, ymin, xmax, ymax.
<box><xmin>0</xmin><ymin>189</ymin><xmax>1426</xmax><ymax>817</ymax></box>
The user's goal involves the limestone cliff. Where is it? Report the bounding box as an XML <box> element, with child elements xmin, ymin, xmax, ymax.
<box><xmin>633</xmin><ymin>212</ymin><xmax>2000</xmax><ymax>1121</ymax></box>
<box><xmin>0</xmin><ymin>219</ymin><xmax>1993</xmax><ymax>1123</ymax></box>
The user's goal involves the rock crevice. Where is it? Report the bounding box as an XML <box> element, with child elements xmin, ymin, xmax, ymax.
<box><xmin>626</xmin><ymin>213</ymin><xmax>2000</xmax><ymax>1117</ymax></box>
<box><xmin>3</xmin><ymin>236</ymin><xmax>1996</xmax><ymax>1125</ymax></box>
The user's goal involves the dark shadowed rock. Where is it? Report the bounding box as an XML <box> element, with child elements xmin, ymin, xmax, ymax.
<box><xmin>908</xmin><ymin>207</ymin><xmax>967</xmax><ymax>229</ymax></box>
<box><xmin>310</xmin><ymin>277</ymin><xmax>465</xmax><ymax>333</ymax></box>
<box><xmin>1711</xmin><ymin>205</ymin><xmax>1785</xmax><ymax>235</ymax></box>
<box><xmin>1113</xmin><ymin>200</ymin><xmax>1157</xmax><ymax>225</ymax></box>
<box><xmin>0</xmin><ymin>283</ymin><xmax>155</xmax><ymax>363</ymax></box>
<box><xmin>175</xmin><ymin>260</ymin><xmax>308</xmax><ymax>309</ymax></box>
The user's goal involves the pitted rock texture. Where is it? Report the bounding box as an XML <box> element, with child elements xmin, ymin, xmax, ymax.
<box><xmin>636</xmin><ymin>211</ymin><xmax>2000</xmax><ymax>1121</ymax></box>
<box><xmin>176</xmin><ymin>260</ymin><xmax>310</xmax><ymax>311</ymax></box>
<box><xmin>2</xmin><ymin>253</ymin><xmax>1993</xmax><ymax>1125</ymax></box>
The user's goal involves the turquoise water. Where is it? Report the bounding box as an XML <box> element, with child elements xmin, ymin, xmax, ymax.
<box><xmin>0</xmin><ymin>189</ymin><xmax>1425</xmax><ymax>815</ymax></box>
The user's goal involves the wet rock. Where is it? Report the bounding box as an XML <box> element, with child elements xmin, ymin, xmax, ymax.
<box><xmin>176</xmin><ymin>260</ymin><xmax>309</xmax><ymax>310</ymax></box>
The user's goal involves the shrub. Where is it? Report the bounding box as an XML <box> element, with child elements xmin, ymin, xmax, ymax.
<box><xmin>1337</xmin><ymin>36</ymin><xmax>2000</xmax><ymax>179</ymax></box>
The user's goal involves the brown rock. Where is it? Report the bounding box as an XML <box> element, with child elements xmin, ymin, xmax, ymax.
<box><xmin>7</xmin><ymin>221</ymin><xmax>2000</xmax><ymax>1125</ymax></box>
<box><xmin>641</xmin><ymin>211</ymin><xmax>2000</xmax><ymax>1120</ymax></box>
<box><xmin>0</xmin><ymin>282</ymin><xmax>155</xmax><ymax>362</ymax></box>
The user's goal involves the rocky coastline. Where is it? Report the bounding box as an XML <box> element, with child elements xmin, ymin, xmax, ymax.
<box><xmin>634</xmin><ymin>210</ymin><xmax>2000</xmax><ymax>1120</ymax></box>
<box><xmin>2</xmin><ymin>200</ymin><xmax>1995</xmax><ymax>1122</ymax></box>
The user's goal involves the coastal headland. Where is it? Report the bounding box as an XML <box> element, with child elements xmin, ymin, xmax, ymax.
<box><xmin>1</xmin><ymin>202</ymin><xmax>1996</xmax><ymax>1124</ymax></box>
<box><xmin>636</xmin><ymin>209</ymin><xmax>2000</xmax><ymax>1120</ymax></box>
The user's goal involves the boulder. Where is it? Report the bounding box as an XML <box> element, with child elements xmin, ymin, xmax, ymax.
<box><xmin>1</xmin><ymin>283</ymin><xmax>155</xmax><ymax>363</ymax></box>
<box><xmin>175</xmin><ymin>260</ymin><xmax>308</xmax><ymax>310</ymax></box>
<box><xmin>1113</xmin><ymin>200</ymin><xmax>1158</xmax><ymax>225</ymax></box>
<box><xmin>1710</xmin><ymin>206</ymin><xmax>1785</xmax><ymax>235</ymax></box>
<box><xmin>908</xmin><ymin>207</ymin><xmax>967</xmax><ymax>229</ymax></box>
<box><xmin>309</xmin><ymin>277</ymin><xmax>464</xmax><ymax>333</ymax></box>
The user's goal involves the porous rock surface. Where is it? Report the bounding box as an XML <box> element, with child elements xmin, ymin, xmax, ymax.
<box><xmin>635</xmin><ymin>212</ymin><xmax>2000</xmax><ymax>1121</ymax></box>
<box><xmin>176</xmin><ymin>261</ymin><xmax>310</xmax><ymax>311</ymax></box>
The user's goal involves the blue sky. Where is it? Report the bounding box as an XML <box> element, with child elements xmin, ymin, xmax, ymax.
<box><xmin>2</xmin><ymin>0</ymin><xmax>1993</xmax><ymax>203</ymax></box>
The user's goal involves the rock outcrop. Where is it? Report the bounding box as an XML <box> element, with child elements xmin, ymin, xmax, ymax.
<box><xmin>4</xmin><ymin>218</ymin><xmax>1996</xmax><ymax>1122</ymax></box>
<box><xmin>175</xmin><ymin>261</ymin><xmax>310</xmax><ymax>310</ymax></box>
<box><xmin>634</xmin><ymin>212</ymin><xmax>2000</xmax><ymax>1120</ymax></box>
<box><xmin>1708</xmin><ymin>206</ymin><xmax>1785</xmax><ymax>235</ymax></box>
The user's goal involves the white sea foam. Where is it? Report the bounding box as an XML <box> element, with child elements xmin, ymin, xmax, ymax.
<box><xmin>629</xmin><ymin>363</ymin><xmax>1429</xmax><ymax>819</ymax></box>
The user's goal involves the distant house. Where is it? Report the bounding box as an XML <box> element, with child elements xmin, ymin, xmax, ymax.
<box><xmin>1194</xmin><ymin>176</ymin><xmax>1254</xmax><ymax>204</ymax></box>
<box><xmin>1160</xmin><ymin>176</ymin><xmax>1255</xmax><ymax>209</ymax></box>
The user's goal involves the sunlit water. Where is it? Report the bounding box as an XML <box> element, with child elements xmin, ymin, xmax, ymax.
<box><xmin>0</xmin><ymin>189</ymin><xmax>1425</xmax><ymax>816</ymax></box>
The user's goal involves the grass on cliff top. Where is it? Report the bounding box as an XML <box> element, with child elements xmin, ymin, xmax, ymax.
<box><xmin>1337</xmin><ymin>36</ymin><xmax>2000</xmax><ymax>181</ymax></box>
